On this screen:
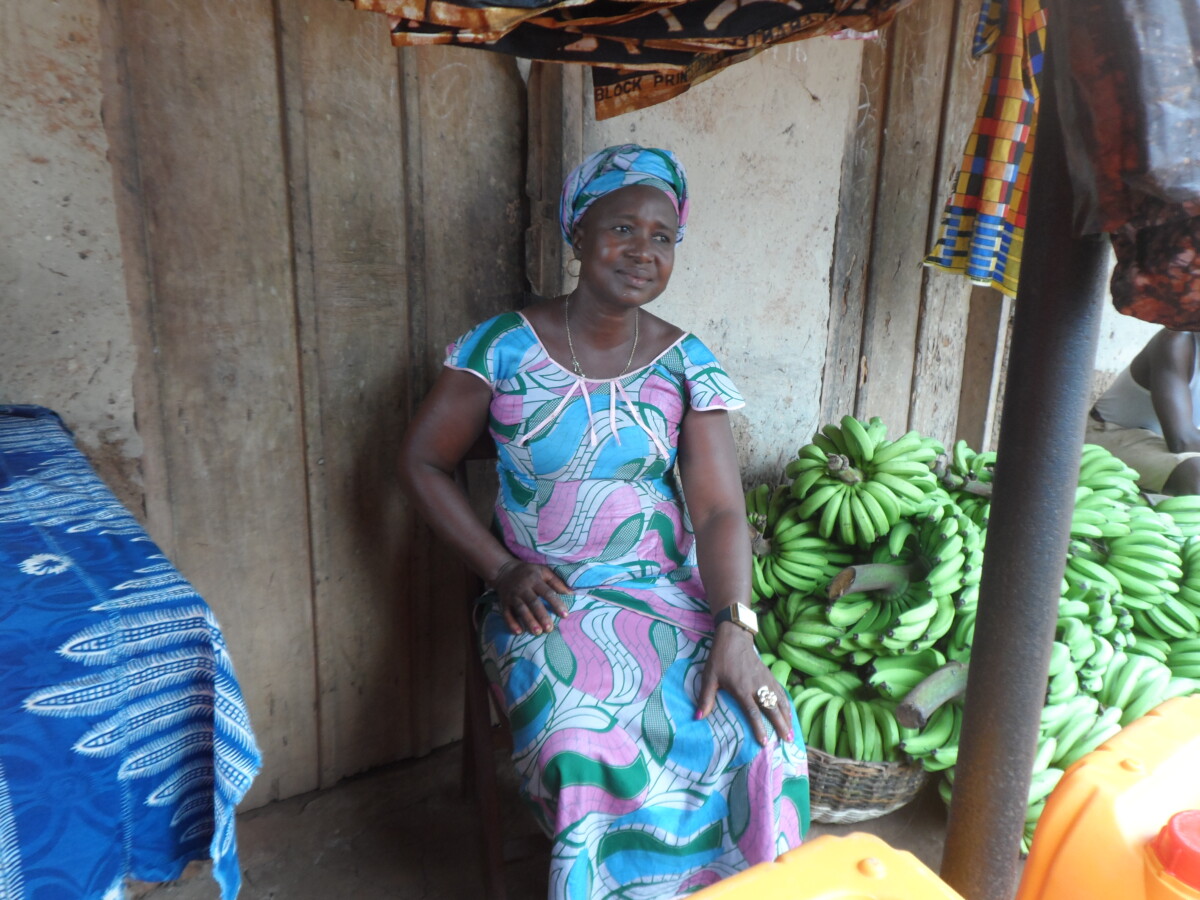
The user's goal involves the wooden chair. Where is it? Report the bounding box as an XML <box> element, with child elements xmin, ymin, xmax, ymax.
<box><xmin>456</xmin><ymin>442</ymin><xmax>548</xmax><ymax>900</ymax></box>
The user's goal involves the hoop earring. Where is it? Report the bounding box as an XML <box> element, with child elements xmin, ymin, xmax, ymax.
<box><xmin>566</xmin><ymin>256</ymin><xmax>582</xmax><ymax>278</ymax></box>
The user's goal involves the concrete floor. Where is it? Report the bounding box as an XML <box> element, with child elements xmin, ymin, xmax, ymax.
<box><xmin>133</xmin><ymin>741</ymin><xmax>950</xmax><ymax>899</ymax></box>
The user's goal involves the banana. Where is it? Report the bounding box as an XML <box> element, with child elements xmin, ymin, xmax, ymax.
<box><xmin>826</xmin><ymin>594</ymin><xmax>875</xmax><ymax>629</ymax></box>
<box><xmin>1060</xmin><ymin>706</ymin><xmax>1124</xmax><ymax>768</ymax></box>
<box><xmin>796</xmin><ymin>482</ymin><xmax>843</xmax><ymax>520</ymax></box>
<box><xmin>1065</xmin><ymin>555</ymin><xmax>1123</xmax><ymax>594</ymax></box>
<box><xmin>750</xmin><ymin>557</ymin><xmax>775</xmax><ymax>603</ymax></box>
<box><xmin>1049</xmin><ymin>708</ymin><xmax>1101</xmax><ymax>766</ymax></box>
<box><xmin>1102</xmin><ymin>653</ymin><xmax>1147</xmax><ymax>711</ymax></box>
<box><xmin>1027</xmin><ymin>768</ymin><xmax>1064</xmax><ymax>807</ymax></box>
<box><xmin>859</xmin><ymin>701</ymin><xmax>883</xmax><ymax>762</ymax></box>
<box><xmin>861</xmin><ymin>479</ymin><xmax>902</xmax><ymax>526</ymax></box>
<box><xmin>1107</xmin><ymin>553</ymin><xmax>1184</xmax><ymax>583</ymax></box>
<box><xmin>873</xmin><ymin>461</ymin><xmax>937</xmax><ymax>484</ymax></box>
<box><xmin>844</xmin><ymin>697</ymin><xmax>866</xmax><ymax>760</ymax></box>
<box><xmin>925</xmin><ymin>553</ymin><xmax>966</xmax><ymax>591</ymax></box>
<box><xmin>794</xmin><ymin>690</ymin><xmax>829</xmax><ymax>740</ymax></box>
<box><xmin>1107</xmin><ymin>564</ymin><xmax>1177</xmax><ymax>604</ymax></box>
<box><xmin>869</xmin><ymin>431</ymin><xmax>923</xmax><ymax>466</ymax></box>
<box><xmin>890</xmin><ymin>592</ymin><xmax>940</xmax><ymax>629</ymax></box>
<box><xmin>769</xmin><ymin>658</ymin><xmax>793</xmax><ymax>688</ymax></box>
<box><xmin>790</xmin><ymin>466</ymin><xmax>828</xmax><ymax>500</ymax></box>
<box><xmin>821</xmin><ymin>695</ymin><xmax>845</xmax><ymax>756</ymax></box>
<box><xmin>870</xmin><ymin>700</ymin><xmax>902</xmax><ymax>760</ymax></box>
<box><xmin>846</xmin><ymin>492</ymin><xmax>877</xmax><ymax>547</ymax></box>
<box><xmin>898</xmin><ymin>702</ymin><xmax>956</xmax><ymax>757</ymax></box>
<box><xmin>872</xmin><ymin>471</ymin><xmax>928</xmax><ymax>506</ymax></box>
<box><xmin>779</xmin><ymin>629</ymin><xmax>839</xmax><ymax>652</ymax></box>
<box><xmin>817</xmin><ymin>485</ymin><xmax>847</xmax><ymax>541</ymax></box>
<box><xmin>820</xmin><ymin>424</ymin><xmax>851</xmax><ymax>456</ymax></box>
<box><xmin>887</xmin><ymin>520</ymin><xmax>917</xmax><ymax>559</ymax></box>
<box><xmin>837</xmin><ymin>491</ymin><xmax>859</xmax><ymax>546</ymax></box>
<box><xmin>1120</xmin><ymin>668</ymin><xmax>1172</xmax><ymax>725</ymax></box>
<box><xmin>840</xmin><ymin>415</ymin><xmax>875</xmax><ymax>464</ymax></box>
<box><xmin>775</xmin><ymin>641</ymin><xmax>842</xmax><ymax>677</ymax></box>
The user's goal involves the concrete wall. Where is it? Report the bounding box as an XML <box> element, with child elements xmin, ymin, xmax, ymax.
<box><xmin>584</xmin><ymin>40</ymin><xmax>864</xmax><ymax>484</ymax></box>
<box><xmin>1095</xmin><ymin>296</ymin><xmax>1160</xmax><ymax>393</ymax></box>
<box><xmin>0</xmin><ymin>0</ymin><xmax>142</xmax><ymax>508</ymax></box>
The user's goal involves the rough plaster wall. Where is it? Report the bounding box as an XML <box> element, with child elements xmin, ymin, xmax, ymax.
<box><xmin>0</xmin><ymin>0</ymin><xmax>141</xmax><ymax>508</ymax></box>
<box><xmin>584</xmin><ymin>39</ymin><xmax>863</xmax><ymax>485</ymax></box>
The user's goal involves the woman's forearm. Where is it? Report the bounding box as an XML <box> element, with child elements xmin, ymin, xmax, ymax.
<box><xmin>691</xmin><ymin>507</ymin><xmax>753</xmax><ymax>615</ymax></box>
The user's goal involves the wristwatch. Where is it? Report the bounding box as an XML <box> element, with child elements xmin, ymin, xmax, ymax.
<box><xmin>713</xmin><ymin>602</ymin><xmax>759</xmax><ymax>636</ymax></box>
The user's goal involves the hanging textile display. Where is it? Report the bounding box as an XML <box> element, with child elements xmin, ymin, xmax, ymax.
<box><xmin>1054</xmin><ymin>0</ymin><xmax>1200</xmax><ymax>328</ymax></box>
<box><xmin>350</xmin><ymin>0</ymin><xmax>915</xmax><ymax>119</ymax></box>
<box><xmin>923</xmin><ymin>0</ymin><xmax>1047</xmax><ymax>299</ymax></box>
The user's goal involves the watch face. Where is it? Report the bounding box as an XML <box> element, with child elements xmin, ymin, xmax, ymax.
<box><xmin>733</xmin><ymin>603</ymin><xmax>758</xmax><ymax>634</ymax></box>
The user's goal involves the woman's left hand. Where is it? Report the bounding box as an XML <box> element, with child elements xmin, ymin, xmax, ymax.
<box><xmin>696</xmin><ymin>623</ymin><xmax>793</xmax><ymax>746</ymax></box>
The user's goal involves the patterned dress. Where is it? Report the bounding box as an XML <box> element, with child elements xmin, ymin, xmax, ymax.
<box><xmin>446</xmin><ymin>312</ymin><xmax>809</xmax><ymax>900</ymax></box>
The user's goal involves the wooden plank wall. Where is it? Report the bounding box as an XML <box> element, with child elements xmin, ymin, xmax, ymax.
<box><xmin>822</xmin><ymin>0</ymin><xmax>991</xmax><ymax>448</ymax></box>
<box><xmin>101</xmin><ymin>0</ymin><xmax>526</xmax><ymax>807</ymax></box>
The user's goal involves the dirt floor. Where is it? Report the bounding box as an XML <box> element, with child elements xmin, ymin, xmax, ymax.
<box><xmin>133</xmin><ymin>741</ymin><xmax>951</xmax><ymax>899</ymax></box>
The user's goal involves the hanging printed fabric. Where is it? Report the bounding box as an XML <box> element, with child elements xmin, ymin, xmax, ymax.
<box><xmin>1053</xmin><ymin>0</ymin><xmax>1200</xmax><ymax>327</ymax></box>
<box><xmin>349</xmin><ymin>0</ymin><xmax>916</xmax><ymax>119</ymax></box>
<box><xmin>923</xmin><ymin>0</ymin><xmax>1047</xmax><ymax>298</ymax></box>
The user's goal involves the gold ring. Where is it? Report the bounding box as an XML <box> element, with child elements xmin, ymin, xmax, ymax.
<box><xmin>756</xmin><ymin>686</ymin><xmax>779</xmax><ymax>711</ymax></box>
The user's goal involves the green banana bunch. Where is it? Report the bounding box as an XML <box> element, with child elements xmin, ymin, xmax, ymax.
<box><xmin>756</xmin><ymin>513</ymin><xmax>854</xmax><ymax>602</ymax></box>
<box><xmin>1165</xmin><ymin>636</ymin><xmax>1200</xmax><ymax>681</ymax></box>
<box><xmin>1077</xmin><ymin>443</ymin><xmax>1144</xmax><ymax>504</ymax></box>
<box><xmin>1071</xmin><ymin>487</ymin><xmax>1133</xmax><ymax>540</ymax></box>
<box><xmin>1177</xmin><ymin>536</ymin><xmax>1200</xmax><ymax>608</ymax></box>
<box><xmin>793</xmin><ymin>675</ymin><xmax>905</xmax><ymax>762</ymax></box>
<box><xmin>786</xmin><ymin>416</ymin><xmax>939</xmax><ymax>547</ymax></box>
<box><xmin>865</xmin><ymin>648</ymin><xmax>947</xmax><ymax>700</ymax></box>
<box><xmin>934</xmin><ymin>439</ymin><xmax>996</xmax><ymax>494</ymax></box>
<box><xmin>747</xmin><ymin>485</ymin><xmax>850</xmax><ymax>605</ymax></box>
<box><xmin>1154</xmin><ymin>493</ymin><xmax>1200</xmax><ymax>539</ymax></box>
<box><xmin>825</xmin><ymin>493</ymin><xmax>979</xmax><ymax>657</ymax></box>
<box><xmin>1102</xmin><ymin>525</ymin><xmax>1183</xmax><ymax>610</ymax></box>
<box><xmin>898</xmin><ymin>700</ymin><xmax>962</xmax><ymax>769</ymax></box>
<box><xmin>773</xmin><ymin>608</ymin><xmax>848</xmax><ymax>680</ymax></box>
<box><xmin>1096</xmin><ymin>651</ymin><xmax>1178</xmax><ymax>726</ymax></box>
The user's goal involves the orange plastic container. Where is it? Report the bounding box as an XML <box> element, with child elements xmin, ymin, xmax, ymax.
<box><xmin>1016</xmin><ymin>693</ymin><xmax>1200</xmax><ymax>900</ymax></box>
<box><xmin>689</xmin><ymin>832</ymin><xmax>965</xmax><ymax>899</ymax></box>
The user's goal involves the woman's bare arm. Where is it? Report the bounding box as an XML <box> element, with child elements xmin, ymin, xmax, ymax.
<box><xmin>399</xmin><ymin>366</ymin><xmax>570</xmax><ymax>634</ymax></box>
<box><xmin>677</xmin><ymin>408</ymin><xmax>791</xmax><ymax>744</ymax></box>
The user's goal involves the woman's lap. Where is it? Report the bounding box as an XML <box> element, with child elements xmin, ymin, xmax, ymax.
<box><xmin>478</xmin><ymin>593</ymin><xmax>809</xmax><ymax>899</ymax></box>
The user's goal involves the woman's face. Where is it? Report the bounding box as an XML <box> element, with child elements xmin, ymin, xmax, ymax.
<box><xmin>572</xmin><ymin>184</ymin><xmax>678</xmax><ymax>309</ymax></box>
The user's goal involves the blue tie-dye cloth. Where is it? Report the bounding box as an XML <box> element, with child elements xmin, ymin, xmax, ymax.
<box><xmin>0</xmin><ymin>406</ymin><xmax>260</xmax><ymax>900</ymax></box>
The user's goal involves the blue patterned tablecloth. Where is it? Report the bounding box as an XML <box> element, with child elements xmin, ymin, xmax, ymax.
<box><xmin>0</xmin><ymin>406</ymin><xmax>260</xmax><ymax>899</ymax></box>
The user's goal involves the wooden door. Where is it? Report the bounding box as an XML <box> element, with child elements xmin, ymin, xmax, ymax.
<box><xmin>102</xmin><ymin>0</ymin><xmax>526</xmax><ymax>807</ymax></box>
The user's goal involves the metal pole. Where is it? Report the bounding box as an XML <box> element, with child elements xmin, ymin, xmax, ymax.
<box><xmin>939</xmin><ymin>14</ymin><xmax>1111</xmax><ymax>900</ymax></box>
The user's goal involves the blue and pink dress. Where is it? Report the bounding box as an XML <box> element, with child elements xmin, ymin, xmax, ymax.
<box><xmin>447</xmin><ymin>311</ymin><xmax>809</xmax><ymax>899</ymax></box>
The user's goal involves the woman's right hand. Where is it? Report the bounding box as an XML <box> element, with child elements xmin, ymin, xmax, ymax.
<box><xmin>492</xmin><ymin>560</ymin><xmax>572</xmax><ymax>635</ymax></box>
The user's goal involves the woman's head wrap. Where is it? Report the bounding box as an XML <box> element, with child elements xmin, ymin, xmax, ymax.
<box><xmin>559</xmin><ymin>144</ymin><xmax>689</xmax><ymax>245</ymax></box>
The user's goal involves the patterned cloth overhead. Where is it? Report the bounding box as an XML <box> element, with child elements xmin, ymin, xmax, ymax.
<box><xmin>446</xmin><ymin>313</ymin><xmax>809</xmax><ymax>899</ymax></box>
<box><xmin>924</xmin><ymin>0</ymin><xmax>1047</xmax><ymax>298</ymax></box>
<box><xmin>0</xmin><ymin>406</ymin><xmax>260</xmax><ymax>900</ymax></box>
<box><xmin>350</xmin><ymin>0</ymin><xmax>915</xmax><ymax>119</ymax></box>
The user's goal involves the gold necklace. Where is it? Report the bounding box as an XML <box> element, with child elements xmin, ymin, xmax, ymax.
<box><xmin>564</xmin><ymin>294</ymin><xmax>640</xmax><ymax>379</ymax></box>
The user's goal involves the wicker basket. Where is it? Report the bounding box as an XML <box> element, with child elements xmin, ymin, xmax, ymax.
<box><xmin>807</xmin><ymin>746</ymin><xmax>928</xmax><ymax>824</ymax></box>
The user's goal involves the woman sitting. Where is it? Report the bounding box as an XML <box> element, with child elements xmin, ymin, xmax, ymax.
<box><xmin>400</xmin><ymin>144</ymin><xmax>809</xmax><ymax>898</ymax></box>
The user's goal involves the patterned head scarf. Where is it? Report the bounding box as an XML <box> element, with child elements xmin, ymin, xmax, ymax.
<box><xmin>559</xmin><ymin>144</ymin><xmax>690</xmax><ymax>245</ymax></box>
